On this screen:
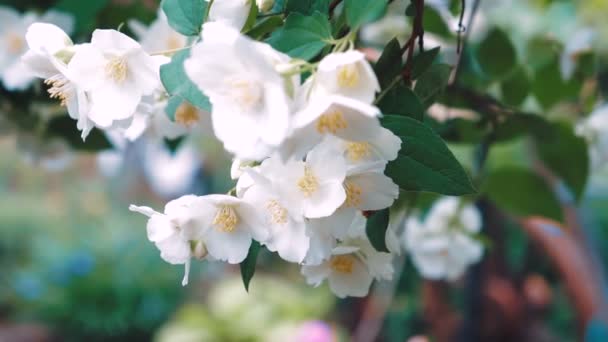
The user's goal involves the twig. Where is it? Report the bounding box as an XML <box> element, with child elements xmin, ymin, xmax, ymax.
<box><xmin>401</xmin><ymin>0</ymin><xmax>425</xmax><ymax>83</ymax></box>
<box><xmin>449</xmin><ymin>0</ymin><xmax>481</xmax><ymax>85</ymax></box>
<box><xmin>456</xmin><ymin>0</ymin><xmax>466</xmax><ymax>54</ymax></box>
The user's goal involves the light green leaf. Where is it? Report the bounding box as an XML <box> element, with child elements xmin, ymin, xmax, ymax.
<box><xmin>267</xmin><ymin>11</ymin><xmax>332</xmax><ymax>60</ymax></box>
<box><xmin>345</xmin><ymin>0</ymin><xmax>387</xmax><ymax>29</ymax></box>
<box><xmin>477</xmin><ymin>27</ymin><xmax>517</xmax><ymax>79</ymax></box>
<box><xmin>382</xmin><ymin>115</ymin><xmax>476</xmax><ymax>195</ymax></box>
<box><xmin>366</xmin><ymin>209</ymin><xmax>390</xmax><ymax>253</ymax></box>
<box><xmin>414</xmin><ymin>63</ymin><xmax>451</xmax><ymax>108</ymax></box>
<box><xmin>161</xmin><ymin>0</ymin><xmax>207</xmax><ymax>36</ymax></box>
<box><xmin>240</xmin><ymin>241</ymin><xmax>261</xmax><ymax>291</ymax></box>
<box><xmin>160</xmin><ymin>49</ymin><xmax>212</xmax><ymax>112</ymax></box>
<box><xmin>484</xmin><ymin>167</ymin><xmax>562</xmax><ymax>221</ymax></box>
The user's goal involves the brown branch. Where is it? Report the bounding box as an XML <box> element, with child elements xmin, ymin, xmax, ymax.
<box><xmin>401</xmin><ymin>0</ymin><xmax>425</xmax><ymax>83</ymax></box>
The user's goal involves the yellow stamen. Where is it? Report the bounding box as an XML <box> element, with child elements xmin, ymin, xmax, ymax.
<box><xmin>316</xmin><ymin>110</ymin><xmax>348</xmax><ymax>134</ymax></box>
<box><xmin>337</xmin><ymin>64</ymin><xmax>360</xmax><ymax>88</ymax></box>
<box><xmin>330</xmin><ymin>255</ymin><xmax>355</xmax><ymax>274</ymax></box>
<box><xmin>44</xmin><ymin>76</ymin><xmax>70</xmax><ymax>107</ymax></box>
<box><xmin>344</xmin><ymin>180</ymin><xmax>362</xmax><ymax>208</ymax></box>
<box><xmin>213</xmin><ymin>206</ymin><xmax>239</xmax><ymax>233</ymax></box>
<box><xmin>266</xmin><ymin>200</ymin><xmax>288</xmax><ymax>224</ymax></box>
<box><xmin>345</xmin><ymin>141</ymin><xmax>371</xmax><ymax>162</ymax></box>
<box><xmin>105</xmin><ymin>56</ymin><xmax>128</xmax><ymax>83</ymax></box>
<box><xmin>297</xmin><ymin>166</ymin><xmax>319</xmax><ymax>197</ymax></box>
<box><xmin>229</xmin><ymin>79</ymin><xmax>262</xmax><ymax>110</ymax></box>
<box><xmin>175</xmin><ymin>102</ymin><xmax>200</xmax><ymax>127</ymax></box>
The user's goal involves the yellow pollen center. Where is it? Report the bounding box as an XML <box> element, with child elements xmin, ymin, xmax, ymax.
<box><xmin>44</xmin><ymin>77</ymin><xmax>70</xmax><ymax>107</ymax></box>
<box><xmin>344</xmin><ymin>180</ymin><xmax>362</xmax><ymax>208</ymax></box>
<box><xmin>213</xmin><ymin>206</ymin><xmax>239</xmax><ymax>233</ymax></box>
<box><xmin>229</xmin><ymin>79</ymin><xmax>262</xmax><ymax>110</ymax></box>
<box><xmin>297</xmin><ymin>166</ymin><xmax>319</xmax><ymax>197</ymax></box>
<box><xmin>105</xmin><ymin>57</ymin><xmax>128</xmax><ymax>83</ymax></box>
<box><xmin>316</xmin><ymin>110</ymin><xmax>348</xmax><ymax>134</ymax></box>
<box><xmin>337</xmin><ymin>64</ymin><xmax>360</xmax><ymax>88</ymax></box>
<box><xmin>266</xmin><ymin>200</ymin><xmax>288</xmax><ymax>224</ymax></box>
<box><xmin>167</xmin><ymin>34</ymin><xmax>184</xmax><ymax>50</ymax></box>
<box><xmin>330</xmin><ymin>255</ymin><xmax>355</xmax><ymax>274</ymax></box>
<box><xmin>175</xmin><ymin>102</ymin><xmax>200</xmax><ymax>127</ymax></box>
<box><xmin>6</xmin><ymin>32</ymin><xmax>24</xmax><ymax>54</ymax></box>
<box><xmin>345</xmin><ymin>141</ymin><xmax>371</xmax><ymax>161</ymax></box>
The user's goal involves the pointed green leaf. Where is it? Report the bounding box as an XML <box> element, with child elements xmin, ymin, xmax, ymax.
<box><xmin>414</xmin><ymin>63</ymin><xmax>451</xmax><ymax>108</ymax></box>
<box><xmin>161</xmin><ymin>0</ymin><xmax>207</xmax><ymax>36</ymax></box>
<box><xmin>374</xmin><ymin>38</ymin><xmax>403</xmax><ymax>89</ymax></box>
<box><xmin>160</xmin><ymin>48</ymin><xmax>212</xmax><ymax>112</ymax></box>
<box><xmin>345</xmin><ymin>0</ymin><xmax>387</xmax><ymax>29</ymax></box>
<box><xmin>267</xmin><ymin>11</ymin><xmax>332</xmax><ymax>60</ymax></box>
<box><xmin>240</xmin><ymin>241</ymin><xmax>262</xmax><ymax>292</ymax></box>
<box><xmin>411</xmin><ymin>46</ymin><xmax>440</xmax><ymax>80</ymax></box>
<box><xmin>477</xmin><ymin>27</ymin><xmax>516</xmax><ymax>79</ymax></box>
<box><xmin>366</xmin><ymin>209</ymin><xmax>390</xmax><ymax>252</ymax></box>
<box><xmin>377</xmin><ymin>84</ymin><xmax>424</xmax><ymax>121</ymax></box>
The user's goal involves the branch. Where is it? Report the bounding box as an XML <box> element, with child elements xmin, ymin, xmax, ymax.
<box><xmin>401</xmin><ymin>0</ymin><xmax>425</xmax><ymax>83</ymax></box>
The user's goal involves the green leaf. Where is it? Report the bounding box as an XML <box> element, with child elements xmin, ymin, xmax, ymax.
<box><xmin>535</xmin><ymin>122</ymin><xmax>589</xmax><ymax>201</ymax></box>
<box><xmin>285</xmin><ymin>0</ymin><xmax>329</xmax><ymax>15</ymax></box>
<box><xmin>411</xmin><ymin>47</ymin><xmax>441</xmax><ymax>80</ymax></box>
<box><xmin>374</xmin><ymin>38</ymin><xmax>403</xmax><ymax>89</ymax></box>
<box><xmin>500</xmin><ymin>66</ymin><xmax>530</xmax><ymax>106</ymax></box>
<box><xmin>246</xmin><ymin>15</ymin><xmax>284</xmax><ymax>40</ymax></box>
<box><xmin>54</xmin><ymin>0</ymin><xmax>109</xmax><ymax>33</ymax></box>
<box><xmin>345</xmin><ymin>0</ymin><xmax>387</xmax><ymax>29</ymax></box>
<box><xmin>414</xmin><ymin>63</ymin><xmax>451</xmax><ymax>108</ymax></box>
<box><xmin>242</xmin><ymin>1</ymin><xmax>259</xmax><ymax>32</ymax></box>
<box><xmin>160</xmin><ymin>49</ymin><xmax>212</xmax><ymax>112</ymax></box>
<box><xmin>477</xmin><ymin>27</ymin><xmax>517</xmax><ymax>79</ymax></box>
<box><xmin>382</xmin><ymin>115</ymin><xmax>476</xmax><ymax>195</ymax></box>
<box><xmin>532</xmin><ymin>57</ymin><xmax>582</xmax><ymax>110</ymax></box>
<box><xmin>377</xmin><ymin>84</ymin><xmax>424</xmax><ymax>121</ymax></box>
<box><xmin>366</xmin><ymin>209</ymin><xmax>390</xmax><ymax>252</ymax></box>
<box><xmin>161</xmin><ymin>0</ymin><xmax>207</xmax><ymax>36</ymax></box>
<box><xmin>493</xmin><ymin>113</ymin><xmax>553</xmax><ymax>142</ymax></box>
<box><xmin>267</xmin><ymin>12</ymin><xmax>332</xmax><ymax>60</ymax></box>
<box><xmin>423</xmin><ymin>6</ymin><xmax>453</xmax><ymax>39</ymax></box>
<box><xmin>240</xmin><ymin>241</ymin><xmax>261</xmax><ymax>291</ymax></box>
<box><xmin>484</xmin><ymin>168</ymin><xmax>562</xmax><ymax>221</ymax></box>
<box><xmin>45</xmin><ymin>116</ymin><xmax>112</xmax><ymax>152</ymax></box>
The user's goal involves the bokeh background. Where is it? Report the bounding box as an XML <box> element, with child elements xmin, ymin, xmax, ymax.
<box><xmin>1</xmin><ymin>0</ymin><xmax>608</xmax><ymax>341</ymax></box>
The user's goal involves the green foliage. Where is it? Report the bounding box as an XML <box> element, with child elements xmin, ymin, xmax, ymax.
<box><xmin>240</xmin><ymin>241</ymin><xmax>261</xmax><ymax>291</ymax></box>
<box><xmin>414</xmin><ymin>63</ymin><xmax>452</xmax><ymax>108</ymax></box>
<box><xmin>377</xmin><ymin>85</ymin><xmax>424</xmax><ymax>121</ymax></box>
<box><xmin>411</xmin><ymin>47</ymin><xmax>441</xmax><ymax>80</ymax></box>
<box><xmin>374</xmin><ymin>38</ymin><xmax>403</xmax><ymax>89</ymax></box>
<box><xmin>423</xmin><ymin>5</ymin><xmax>453</xmax><ymax>39</ymax></box>
<box><xmin>267</xmin><ymin>12</ymin><xmax>332</xmax><ymax>60</ymax></box>
<box><xmin>161</xmin><ymin>0</ymin><xmax>208</xmax><ymax>36</ymax></box>
<box><xmin>500</xmin><ymin>66</ymin><xmax>531</xmax><ymax>106</ymax></box>
<box><xmin>45</xmin><ymin>117</ymin><xmax>112</xmax><ymax>152</ymax></box>
<box><xmin>532</xmin><ymin>57</ymin><xmax>581</xmax><ymax>109</ymax></box>
<box><xmin>382</xmin><ymin>115</ymin><xmax>476</xmax><ymax>195</ymax></box>
<box><xmin>54</xmin><ymin>0</ymin><xmax>109</xmax><ymax>33</ymax></box>
<box><xmin>345</xmin><ymin>0</ymin><xmax>388</xmax><ymax>29</ymax></box>
<box><xmin>534</xmin><ymin>122</ymin><xmax>589</xmax><ymax>201</ymax></box>
<box><xmin>246</xmin><ymin>16</ymin><xmax>284</xmax><ymax>40</ymax></box>
<box><xmin>160</xmin><ymin>49</ymin><xmax>212</xmax><ymax>112</ymax></box>
<box><xmin>493</xmin><ymin>113</ymin><xmax>553</xmax><ymax>142</ymax></box>
<box><xmin>477</xmin><ymin>28</ymin><xmax>517</xmax><ymax>79</ymax></box>
<box><xmin>484</xmin><ymin>167</ymin><xmax>562</xmax><ymax>221</ymax></box>
<box><xmin>366</xmin><ymin>209</ymin><xmax>390</xmax><ymax>253</ymax></box>
<box><xmin>284</xmin><ymin>0</ymin><xmax>329</xmax><ymax>15</ymax></box>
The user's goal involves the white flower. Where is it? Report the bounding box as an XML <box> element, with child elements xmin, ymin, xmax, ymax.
<box><xmin>241</xmin><ymin>169</ymin><xmax>310</xmax><ymax>263</ymax></box>
<box><xmin>129</xmin><ymin>195</ymin><xmax>207</xmax><ymax>286</ymax></box>
<box><xmin>320</xmin><ymin>130</ymin><xmax>401</xmax><ymax>168</ymax></box>
<box><xmin>301</xmin><ymin>216</ymin><xmax>394</xmax><ymax>298</ymax></box>
<box><xmin>206</xmin><ymin>0</ymin><xmax>252</xmax><ymax>31</ymax></box>
<box><xmin>280</xmin><ymin>94</ymin><xmax>382</xmax><ymax>160</ymax></box>
<box><xmin>128</xmin><ymin>10</ymin><xmax>187</xmax><ymax>54</ymax></box>
<box><xmin>68</xmin><ymin>29</ymin><xmax>160</xmax><ymax>128</ymax></box>
<box><xmin>184</xmin><ymin>21</ymin><xmax>296</xmax><ymax>160</ymax></box>
<box><xmin>274</xmin><ymin>143</ymin><xmax>347</xmax><ymax>219</ymax></box>
<box><xmin>560</xmin><ymin>28</ymin><xmax>595</xmax><ymax>81</ymax></box>
<box><xmin>193</xmin><ymin>194</ymin><xmax>268</xmax><ymax>263</ymax></box>
<box><xmin>256</xmin><ymin>0</ymin><xmax>275</xmax><ymax>13</ymax></box>
<box><xmin>403</xmin><ymin>197</ymin><xmax>483</xmax><ymax>281</ymax></box>
<box><xmin>576</xmin><ymin>104</ymin><xmax>608</xmax><ymax>170</ymax></box>
<box><xmin>314</xmin><ymin>51</ymin><xmax>380</xmax><ymax>104</ymax></box>
<box><xmin>22</xmin><ymin>23</ymin><xmax>94</xmax><ymax>139</ymax></box>
<box><xmin>0</xmin><ymin>8</ymin><xmax>73</xmax><ymax>90</ymax></box>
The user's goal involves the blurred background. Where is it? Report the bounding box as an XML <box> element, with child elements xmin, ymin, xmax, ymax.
<box><xmin>1</xmin><ymin>0</ymin><xmax>608</xmax><ymax>341</ymax></box>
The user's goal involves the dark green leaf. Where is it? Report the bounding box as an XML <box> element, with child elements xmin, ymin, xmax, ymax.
<box><xmin>246</xmin><ymin>15</ymin><xmax>284</xmax><ymax>40</ymax></box>
<box><xmin>500</xmin><ymin>66</ymin><xmax>530</xmax><ymax>106</ymax></box>
<box><xmin>345</xmin><ymin>0</ymin><xmax>387</xmax><ymax>29</ymax></box>
<box><xmin>423</xmin><ymin>6</ymin><xmax>452</xmax><ymax>39</ymax></box>
<box><xmin>161</xmin><ymin>0</ymin><xmax>207</xmax><ymax>36</ymax></box>
<box><xmin>45</xmin><ymin>116</ymin><xmax>112</xmax><ymax>152</ymax></box>
<box><xmin>484</xmin><ymin>167</ymin><xmax>562</xmax><ymax>221</ymax></box>
<box><xmin>382</xmin><ymin>115</ymin><xmax>476</xmax><ymax>195</ymax></box>
<box><xmin>535</xmin><ymin>122</ymin><xmax>589</xmax><ymax>201</ymax></box>
<box><xmin>366</xmin><ymin>209</ymin><xmax>390</xmax><ymax>252</ymax></box>
<box><xmin>54</xmin><ymin>0</ymin><xmax>109</xmax><ymax>33</ymax></box>
<box><xmin>414</xmin><ymin>63</ymin><xmax>451</xmax><ymax>108</ymax></box>
<box><xmin>377</xmin><ymin>84</ymin><xmax>424</xmax><ymax>121</ymax></box>
<box><xmin>242</xmin><ymin>1</ymin><xmax>259</xmax><ymax>32</ymax></box>
<box><xmin>267</xmin><ymin>12</ymin><xmax>332</xmax><ymax>60</ymax></box>
<box><xmin>160</xmin><ymin>49</ymin><xmax>212</xmax><ymax>112</ymax></box>
<box><xmin>374</xmin><ymin>38</ymin><xmax>403</xmax><ymax>89</ymax></box>
<box><xmin>240</xmin><ymin>241</ymin><xmax>261</xmax><ymax>291</ymax></box>
<box><xmin>477</xmin><ymin>27</ymin><xmax>517</xmax><ymax>79</ymax></box>
<box><xmin>285</xmin><ymin>0</ymin><xmax>329</xmax><ymax>15</ymax></box>
<box><xmin>411</xmin><ymin>47</ymin><xmax>441</xmax><ymax>80</ymax></box>
<box><xmin>164</xmin><ymin>136</ymin><xmax>185</xmax><ymax>154</ymax></box>
<box><xmin>532</xmin><ymin>57</ymin><xmax>582</xmax><ymax>109</ymax></box>
<box><xmin>493</xmin><ymin>113</ymin><xmax>553</xmax><ymax>142</ymax></box>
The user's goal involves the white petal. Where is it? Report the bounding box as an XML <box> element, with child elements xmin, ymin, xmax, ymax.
<box><xmin>301</xmin><ymin>264</ymin><xmax>331</xmax><ymax>286</ymax></box>
<box><xmin>305</xmin><ymin>182</ymin><xmax>346</xmax><ymax>218</ymax></box>
<box><xmin>328</xmin><ymin>257</ymin><xmax>373</xmax><ymax>298</ymax></box>
<box><xmin>156</xmin><ymin>233</ymin><xmax>191</xmax><ymax>265</ymax></box>
<box><xmin>25</xmin><ymin>23</ymin><xmax>72</xmax><ymax>54</ymax></box>
<box><xmin>203</xmin><ymin>226</ymin><xmax>252</xmax><ymax>264</ymax></box>
<box><xmin>351</xmin><ymin>172</ymin><xmax>399</xmax><ymax>210</ymax></box>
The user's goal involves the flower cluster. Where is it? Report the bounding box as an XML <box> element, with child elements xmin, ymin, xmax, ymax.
<box><xmin>402</xmin><ymin>197</ymin><xmax>484</xmax><ymax>280</ymax></box>
<box><xmin>22</xmin><ymin>2</ymin><xmax>404</xmax><ymax>298</ymax></box>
